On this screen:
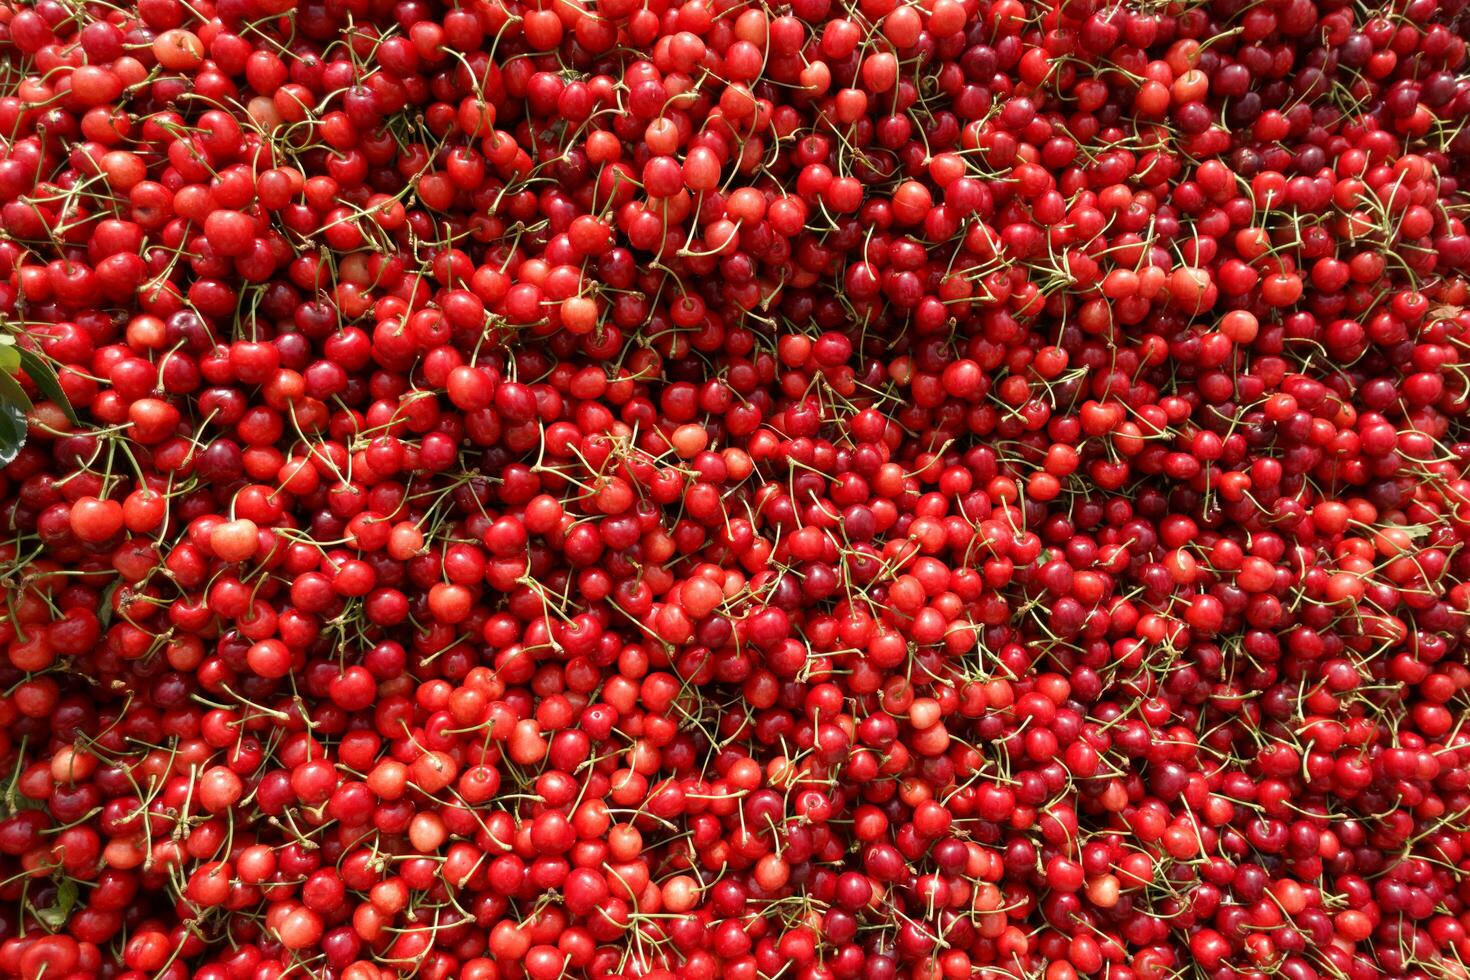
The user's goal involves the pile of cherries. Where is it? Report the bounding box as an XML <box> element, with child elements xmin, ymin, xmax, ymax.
<box><xmin>0</xmin><ymin>0</ymin><xmax>1469</xmax><ymax>976</ymax></box>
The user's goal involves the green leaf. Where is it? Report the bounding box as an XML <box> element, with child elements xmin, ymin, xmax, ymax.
<box><xmin>0</xmin><ymin>341</ymin><xmax>16</xmax><ymax>374</ymax></box>
<box><xmin>0</xmin><ymin>368</ymin><xmax>32</xmax><ymax>414</ymax></box>
<box><xmin>0</xmin><ymin>399</ymin><xmax>26</xmax><ymax>469</ymax></box>
<box><xmin>34</xmin><ymin>878</ymin><xmax>77</xmax><ymax>930</ymax></box>
<box><xmin>16</xmin><ymin>349</ymin><xmax>77</xmax><ymax>424</ymax></box>
<box><xmin>97</xmin><ymin>580</ymin><xmax>121</xmax><ymax>630</ymax></box>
